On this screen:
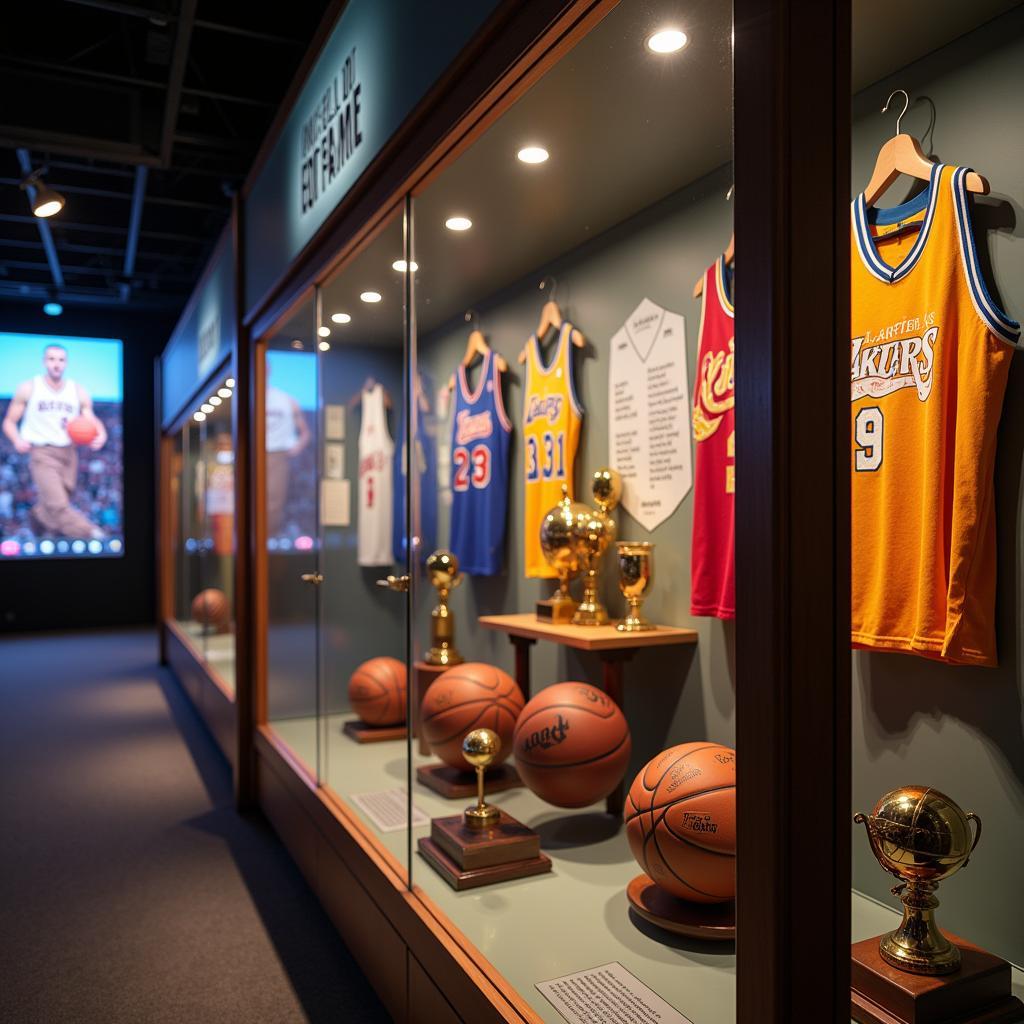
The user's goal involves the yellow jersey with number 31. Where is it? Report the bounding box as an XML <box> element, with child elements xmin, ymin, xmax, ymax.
<box><xmin>522</xmin><ymin>323</ymin><xmax>583</xmax><ymax>578</ymax></box>
<box><xmin>850</xmin><ymin>163</ymin><xmax>1018</xmax><ymax>665</ymax></box>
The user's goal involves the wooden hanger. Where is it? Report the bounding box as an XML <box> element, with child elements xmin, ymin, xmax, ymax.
<box><xmin>517</xmin><ymin>278</ymin><xmax>585</xmax><ymax>364</ymax></box>
<box><xmin>694</xmin><ymin>185</ymin><xmax>735</xmax><ymax>299</ymax></box>
<box><xmin>447</xmin><ymin>312</ymin><xmax>508</xmax><ymax>390</ymax></box>
<box><xmin>864</xmin><ymin>89</ymin><xmax>988</xmax><ymax>207</ymax></box>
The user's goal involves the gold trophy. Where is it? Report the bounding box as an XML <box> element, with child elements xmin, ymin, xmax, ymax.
<box><xmin>537</xmin><ymin>485</ymin><xmax>587</xmax><ymax>622</ymax></box>
<box><xmin>855</xmin><ymin>786</ymin><xmax>982</xmax><ymax>975</ymax></box>
<box><xmin>571</xmin><ymin>468</ymin><xmax>622</xmax><ymax>626</ymax></box>
<box><xmin>616</xmin><ymin>542</ymin><xmax>654</xmax><ymax>632</ymax></box>
<box><xmin>462</xmin><ymin>728</ymin><xmax>501</xmax><ymax>827</ymax></box>
<box><xmin>425</xmin><ymin>549</ymin><xmax>463</xmax><ymax>666</ymax></box>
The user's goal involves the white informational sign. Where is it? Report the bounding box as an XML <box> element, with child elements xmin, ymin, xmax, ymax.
<box><xmin>325</xmin><ymin>403</ymin><xmax>345</xmax><ymax>441</ymax></box>
<box><xmin>609</xmin><ymin>298</ymin><xmax>691</xmax><ymax>532</ymax></box>
<box><xmin>349</xmin><ymin>788</ymin><xmax>428</xmax><ymax>833</ymax></box>
<box><xmin>537</xmin><ymin>962</ymin><xmax>694</xmax><ymax>1024</ymax></box>
<box><xmin>321</xmin><ymin>478</ymin><xmax>351</xmax><ymax>527</ymax></box>
<box><xmin>324</xmin><ymin>442</ymin><xmax>345</xmax><ymax>480</ymax></box>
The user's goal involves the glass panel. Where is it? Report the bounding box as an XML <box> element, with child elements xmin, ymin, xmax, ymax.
<box><xmin>317</xmin><ymin>209</ymin><xmax>411</xmax><ymax>875</ymax></box>
<box><xmin>410</xmin><ymin>4</ymin><xmax>736</xmax><ymax>1021</ymax></box>
<box><xmin>264</xmin><ymin>296</ymin><xmax>320</xmax><ymax>779</ymax></box>
<box><xmin>849</xmin><ymin>1</ymin><xmax>1024</xmax><ymax>972</ymax></box>
<box><xmin>176</xmin><ymin>417</ymin><xmax>206</xmax><ymax>656</ymax></box>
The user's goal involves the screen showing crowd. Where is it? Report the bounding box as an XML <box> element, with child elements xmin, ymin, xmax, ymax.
<box><xmin>0</xmin><ymin>333</ymin><xmax>124</xmax><ymax>559</ymax></box>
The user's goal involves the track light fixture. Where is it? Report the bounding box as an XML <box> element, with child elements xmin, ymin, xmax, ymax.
<box><xmin>20</xmin><ymin>171</ymin><xmax>65</xmax><ymax>218</ymax></box>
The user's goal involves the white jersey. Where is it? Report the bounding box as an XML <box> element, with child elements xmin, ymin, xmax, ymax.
<box><xmin>265</xmin><ymin>385</ymin><xmax>299</xmax><ymax>453</ymax></box>
<box><xmin>20</xmin><ymin>375</ymin><xmax>80</xmax><ymax>447</ymax></box>
<box><xmin>357</xmin><ymin>384</ymin><xmax>394</xmax><ymax>567</ymax></box>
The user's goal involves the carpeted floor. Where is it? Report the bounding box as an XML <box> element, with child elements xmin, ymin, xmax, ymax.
<box><xmin>0</xmin><ymin>629</ymin><xmax>391</xmax><ymax>1023</ymax></box>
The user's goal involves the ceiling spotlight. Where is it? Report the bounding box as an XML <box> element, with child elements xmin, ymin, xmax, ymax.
<box><xmin>21</xmin><ymin>174</ymin><xmax>66</xmax><ymax>218</ymax></box>
<box><xmin>392</xmin><ymin>259</ymin><xmax>419</xmax><ymax>273</ymax></box>
<box><xmin>445</xmin><ymin>216</ymin><xmax>472</xmax><ymax>232</ymax></box>
<box><xmin>646</xmin><ymin>28</ymin><xmax>687</xmax><ymax>53</ymax></box>
<box><xmin>318</xmin><ymin>325</ymin><xmax>331</xmax><ymax>337</ymax></box>
<box><xmin>331</xmin><ymin>312</ymin><xmax>351</xmax><ymax>324</ymax></box>
<box><xmin>360</xmin><ymin>290</ymin><xmax>382</xmax><ymax>303</ymax></box>
<box><xmin>517</xmin><ymin>146</ymin><xmax>549</xmax><ymax>164</ymax></box>
<box><xmin>193</xmin><ymin>411</ymin><xmax>207</xmax><ymax>422</ymax></box>
<box><xmin>224</xmin><ymin>378</ymin><xmax>235</xmax><ymax>388</ymax></box>
<box><xmin>42</xmin><ymin>301</ymin><xmax>63</xmax><ymax>316</ymax></box>
<box><xmin>201</xmin><ymin>403</ymin><xmax>214</xmax><ymax>414</ymax></box>
<box><xmin>217</xmin><ymin>387</ymin><xmax>231</xmax><ymax>398</ymax></box>
<box><xmin>209</xmin><ymin>396</ymin><xmax>222</xmax><ymax>406</ymax></box>
<box><xmin>291</xmin><ymin>339</ymin><xmax>303</xmax><ymax>349</ymax></box>
<box><xmin>318</xmin><ymin>340</ymin><xmax>330</xmax><ymax>352</ymax></box>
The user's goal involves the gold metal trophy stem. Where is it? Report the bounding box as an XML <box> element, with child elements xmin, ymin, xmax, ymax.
<box><xmin>462</xmin><ymin>728</ymin><xmax>500</xmax><ymax>827</ymax></box>
<box><xmin>616</xmin><ymin>542</ymin><xmax>654</xmax><ymax>632</ymax></box>
<box><xmin>425</xmin><ymin>550</ymin><xmax>463</xmax><ymax>666</ymax></box>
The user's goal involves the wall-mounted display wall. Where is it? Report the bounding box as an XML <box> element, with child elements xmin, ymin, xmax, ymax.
<box><xmin>149</xmin><ymin>0</ymin><xmax>1024</xmax><ymax>1022</ymax></box>
<box><xmin>158</xmin><ymin>223</ymin><xmax>241</xmax><ymax>770</ymax></box>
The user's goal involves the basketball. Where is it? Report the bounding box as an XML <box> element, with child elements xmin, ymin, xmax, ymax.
<box><xmin>191</xmin><ymin>588</ymin><xmax>229</xmax><ymax>628</ymax></box>
<box><xmin>420</xmin><ymin>663</ymin><xmax>524</xmax><ymax>769</ymax></box>
<box><xmin>624</xmin><ymin>742</ymin><xmax>736</xmax><ymax>904</ymax></box>
<box><xmin>349</xmin><ymin>656</ymin><xmax>407</xmax><ymax>726</ymax></box>
<box><xmin>66</xmin><ymin>416</ymin><xmax>98</xmax><ymax>446</ymax></box>
<box><xmin>513</xmin><ymin>681</ymin><xmax>631</xmax><ymax>808</ymax></box>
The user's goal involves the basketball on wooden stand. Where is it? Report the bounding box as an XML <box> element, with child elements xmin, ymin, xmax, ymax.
<box><xmin>420</xmin><ymin>662</ymin><xmax>524</xmax><ymax>769</ymax></box>
<box><xmin>191</xmin><ymin>588</ymin><xmax>229</xmax><ymax>628</ymax></box>
<box><xmin>66</xmin><ymin>416</ymin><xmax>98</xmax><ymax>446</ymax></box>
<box><xmin>624</xmin><ymin>742</ymin><xmax>736</xmax><ymax>904</ymax></box>
<box><xmin>512</xmin><ymin>681</ymin><xmax>631</xmax><ymax>808</ymax></box>
<box><xmin>349</xmin><ymin>656</ymin><xmax>407</xmax><ymax>726</ymax></box>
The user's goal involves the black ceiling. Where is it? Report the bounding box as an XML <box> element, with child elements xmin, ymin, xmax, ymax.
<box><xmin>0</xmin><ymin>0</ymin><xmax>332</xmax><ymax>313</ymax></box>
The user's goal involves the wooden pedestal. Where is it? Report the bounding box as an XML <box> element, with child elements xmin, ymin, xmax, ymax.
<box><xmin>851</xmin><ymin>934</ymin><xmax>1024</xmax><ymax>1024</ymax></box>
<box><xmin>413</xmin><ymin>661</ymin><xmax>449</xmax><ymax>755</ymax></box>
<box><xmin>342</xmin><ymin>720</ymin><xmax>408</xmax><ymax>744</ymax></box>
<box><xmin>416</xmin><ymin>762</ymin><xmax>522</xmax><ymax>798</ymax></box>
<box><xmin>626</xmin><ymin>875</ymin><xmax>736</xmax><ymax>941</ymax></box>
<box><xmin>417</xmin><ymin>810</ymin><xmax>552</xmax><ymax>891</ymax></box>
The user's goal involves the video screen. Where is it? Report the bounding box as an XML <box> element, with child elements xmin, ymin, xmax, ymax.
<box><xmin>0</xmin><ymin>333</ymin><xmax>124</xmax><ymax>559</ymax></box>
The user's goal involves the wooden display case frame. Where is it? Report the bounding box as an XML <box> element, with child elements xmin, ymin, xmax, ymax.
<box><xmin>239</xmin><ymin>1</ymin><xmax>853</xmax><ymax>1022</ymax></box>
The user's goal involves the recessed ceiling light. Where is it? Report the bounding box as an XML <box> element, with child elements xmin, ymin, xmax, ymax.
<box><xmin>225</xmin><ymin>378</ymin><xmax>235</xmax><ymax>388</ymax></box>
<box><xmin>42</xmin><ymin>301</ymin><xmax>63</xmax><ymax>316</ymax></box>
<box><xmin>209</xmin><ymin>396</ymin><xmax>222</xmax><ymax>406</ymax></box>
<box><xmin>291</xmin><ymin>339</ymin><xmax>303</xmax><ymax>349</ymax></box>
<box><xmin>360</xmin><ymin>290</ymin><xmax>382</xmax><ymax>303</ymax></box>
<box><xmin>218</xmin><ymin>387</ymin><xmax>231</xmax><ymax>398</ymax></box>
<box><xmin>392</xmin><ymin>259</ymin><xmax>419</xmax><ymax>272</ymax></box>
<box><xmin>646</xmin><ymin>28</ymin><xmax>687</xmax><ymax>53</ymax></box>
<box><xmin>193</xmin><ymin>411</ymin><xmax>206</xmax><ymax>422</ymax></box>
<box><xmin>331</xmin><ymin>312</ymin><xmax>351</xmax><ymax>324</ymax></box>
<box><xmin>318</xmin><ymin>325</ymin><xmax>331</xmax><ymax>337</ymax></box>
<box><xmin>318</xmin><ymin>340</ymin><xmax>330</xmax><ymax>352</ymax></box>
<box><xmin>517</xmin><ymin>146</ymin><xmax>549</xmax><ymax>164</ymax></box>
<box><xmin>445</xmin><ymin>216</ymin><xmax>472</xmax><ymax>232</ymax></box>
<box><xmin>201</xmin><ymin>403</ymin><xmax>214</xmax><ymax>413</ymax></box>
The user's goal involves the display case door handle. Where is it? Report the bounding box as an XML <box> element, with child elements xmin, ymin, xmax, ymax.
<box><xmin>376</xmin><ymin>574</ymin><xmax>410</xmax><ymax>592</ymax></box>
<box><xmin>300</xmin><ymin>572</ymin><xmax>324</xmax><ymax>585</ymax></box>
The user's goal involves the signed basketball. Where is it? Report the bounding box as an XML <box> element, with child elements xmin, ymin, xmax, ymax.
<box><xmin>349</xmin><ymin>656</ymin><xmax>407</xmax><ymax>727</ymax></box>
<box><xmin>624</xmin><ymin>742</ymin><xmax>736</xmax><ymax>904</ymax></box>
<box><xmin>513</xmin><ymin>681</ymin><xmax>631</xmax><ymax>808</ymax></box>
<box><xmin>420</xmin><ymin>663</ymin><xmax>523</xmax><ymax>769</ymax></box>
<box><xmin>191</xmin><ymin>587</ymin><xmax>229</xmax><ymax>628</ymax></box>
<box><xmin>66</xmin><ymin>416</ymin><xmax>98</xmax><ymax>446</ymax></box>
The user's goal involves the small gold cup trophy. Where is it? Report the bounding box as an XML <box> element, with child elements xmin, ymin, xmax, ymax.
<box><xmin>537</xmin><ymin>485</ymin><xmax>588</xmax><ymax>622</ymax></box>
<box><xmin>417</xmin><ymin>728</ymin><xmax>551</xmax><ymax>890</ymax></box>
<box><xmin>616</xmin><ymin>542</ymin><xmax>655</xmax><ymax>632</ymax></box>
<box><xmin>571</xmin><ymin>468</ymin><xmax>622</xmax><ymax>626</ymax></box>
<box><xmin>425</xmin><ymin>549</ymin><xmax>463</xmax><ymax>666</ymax></box>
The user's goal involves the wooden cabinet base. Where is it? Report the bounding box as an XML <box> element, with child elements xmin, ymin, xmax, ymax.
<box><xmin>626</xmin><ymin>875</ymin><xmax>736</xmax><ymax>941</ymax></box>
<box><xmin>342</xmin><ymin>720</ymin><xmax>409</xmax><ymax>743</ymax></box>
<box><xmin>418</xmin><ymin>810</ymin><xmax>552</xmax><ymax>890</ymax></box>
<box><xmin>851</xmin><ymin>934</ymin><xmax>1024</xmax><ymax>1024</ymax></box>
<box><xmin>416</xmin><ymin>762</ymin><xmax>522</xmax><ymax>798</ymax></box>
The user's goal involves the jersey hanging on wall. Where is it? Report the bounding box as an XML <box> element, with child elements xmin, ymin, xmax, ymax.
<box><xmin>690</xmin><ymin>256</ymin><xmax>735</xmax><ymax>619</ymax></box>
<box><xmin>851</xmin><ymin>163</ymin><xmax>1018</xmax><ymax>665</ymax></box>
<box><xmin>357</xmin><ymin>383</ymin><xmax>394</xmax><ymax>567</ymax></box>
<box><xmin>449</xmin><ymin>350</ymin><xmax>512</xmax><ymax>575</ymax></box>
<box><xmin>522</xmin><ymin>323</ymin><xmax>583</xmax><ymax>578</ymax></box>
<box><xmin>392</xmin><ymin>372</ymin><xmax>437</xmax><ymax>565</ymax></box>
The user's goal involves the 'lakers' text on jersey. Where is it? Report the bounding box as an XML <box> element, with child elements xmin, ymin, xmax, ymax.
<box><xmin>850</xmin><ymin>163</ymin><xmax>1019</xmax><ymax>666</ymax></box>
<box><xmin>449</xmin><ymin>351</ymin><xmax>512</xmax><ymax>575</ymax></box>
<box><xmin>690</xmin><ymin>256</ymin><xmax>735</xmax><ymax>619</ymax></box>
<box><xmin>522</xmin><ymin>324</ymin><xmax>583</xmax><ymax>578</ymax></box>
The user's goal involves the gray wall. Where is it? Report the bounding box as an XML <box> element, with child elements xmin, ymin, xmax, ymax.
<box><xmin>849</xmin><ymin>11</ymin><xmax>1024</xmax><ymax>967</ymax></box>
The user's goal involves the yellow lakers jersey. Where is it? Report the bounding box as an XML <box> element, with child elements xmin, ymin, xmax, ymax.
<box><xmin>851</xmin><ymin>163</ymin><xmax>1018</xmax><ymax>666</ymax></box>
<box><xmin>522</xmin><ymin>323</ymin><xmax>583</xmax><ymax>577</ymax></box>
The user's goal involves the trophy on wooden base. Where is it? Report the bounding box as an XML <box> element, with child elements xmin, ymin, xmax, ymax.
<box><xmin>851</xmin><ymin>786</ymin><xmax>1023</xmax><ymax>1024</ymax></box>
<box><xmin>417</xmin><ymin>728</ymin><xmax>551</xmax><ymax>891</ymax></box>
<box><xmin>425</xmin><ymin>549</ymin><xmax>463</xmax><ymax>666</ymax></box>
<box><xmin>536</xmin><ymin>485</ymin><xmax>586</xmax><ymax>623</ymax></box>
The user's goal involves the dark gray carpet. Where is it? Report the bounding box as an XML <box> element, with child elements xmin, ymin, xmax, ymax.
<box><xmin>0</xmin><ymin>629</ymin><xmax>390</xmax><ymax>1023</ymax></box>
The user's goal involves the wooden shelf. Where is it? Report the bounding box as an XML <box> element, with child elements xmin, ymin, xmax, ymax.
<box><xmin>477</xmin><ymin>612</ymin><xmax>698</xmax><ymax>652</ymax></box>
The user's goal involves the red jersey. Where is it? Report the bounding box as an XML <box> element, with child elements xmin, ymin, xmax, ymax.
<box><xmin>690</xmin><ymin>256</ymin><xmax>735</xmax><ymax>618</ymax></box>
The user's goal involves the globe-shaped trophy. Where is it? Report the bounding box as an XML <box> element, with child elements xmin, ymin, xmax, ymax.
<box><xmin>425</xmin><ymin>549</ymin><xmax>463</xmax><ymax>665</ymax></box>
<box><xmin>537</xmin><ymin>484</ymin><xmax>588</xmax><ymax>622</ymax></box>
<box><xmin>571</xmin><ymin>468</ymin><xmax>622</xmax><ymax>626</ymax></box>
<box><xmin>855</xmin><ymin>786</ymin><xmax>982</xmax><ymax>975</ymax></box>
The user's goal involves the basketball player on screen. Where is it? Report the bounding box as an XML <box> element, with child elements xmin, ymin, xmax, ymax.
<box><xmin>2</xmin><ymin>343</ymin><xmax>106</xmax><ymax>540</ymax></box>
<box><xmin>265</xmin><ymin>368</ymin><xmax>310</xmax><ymax>537</ymax></box>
